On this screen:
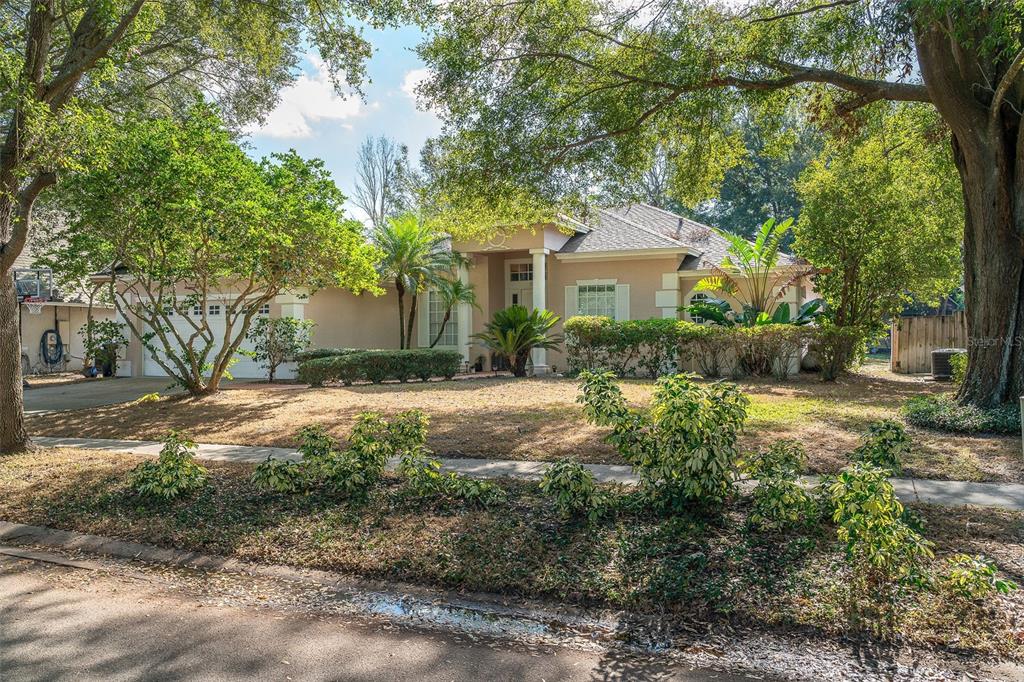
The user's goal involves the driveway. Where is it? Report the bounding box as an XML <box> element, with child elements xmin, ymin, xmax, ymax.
<box><xmin>23</xmin><ymin>377</ymin><xmax>182</xmax><ymax>414</ymax></box>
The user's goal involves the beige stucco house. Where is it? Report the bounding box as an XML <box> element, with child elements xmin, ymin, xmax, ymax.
<box><xmin>118</xmin><ymin>203</ymin><xmax>814</xmax><ymax>379</ymax></box>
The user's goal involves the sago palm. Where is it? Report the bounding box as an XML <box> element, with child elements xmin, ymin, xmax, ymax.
<box><xmin>472</xmin><ymin>305</ymin><xmax>562</xmax><ymax>377</ymax></box>
<box><xmin>373</xmin><ymin>213</ymin><xmax>465</xmax><ymax>348</ymax></box>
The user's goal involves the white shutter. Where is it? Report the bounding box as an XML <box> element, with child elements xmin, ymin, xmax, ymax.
<box><xmin>417</xmin><ymin>294</ymin><xmax>430</xmax><ymax>348</ymax></box>
<box><xmin>564</xmin><ymin>285</ymin><xmax>579</xmax><ymax>319</ymax></box>
<box><xmin>614</xmin><ymin>284</ymin><xmax>630</xmax><ymax>321</ymax></box>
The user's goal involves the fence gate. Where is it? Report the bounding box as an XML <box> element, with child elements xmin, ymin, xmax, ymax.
<box><xmin>890</xmin><ymin>311</ymin><xmax>967</xmax><ymax>374</ymax></box>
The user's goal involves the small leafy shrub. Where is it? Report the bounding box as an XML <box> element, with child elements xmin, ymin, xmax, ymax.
<box><xmin>296</xmin><ymin>424</ymin><xmax>338</xmax><ymax>464</ymax></box>
<box><xmin>949</xmin><ymin>351</ymin><xmax>968</xmax><ymax>386</ymax></box>
<box><xmin>297</xmin><ymin>349</ymin><xmax>462</xmax><ymax>386</ymax></box>
<box><xmin>398</xmin><ymin>448</ymin><xmax>502</xmax><ymax>507</ymax></box>
<box><xmin>320</xmin><ymin>450</ymin><xmax>378</xmax><ymax>501</ymax></box>
<box><xmin>849</xmin><ymin>419</ymin><xmax>910</xmax><ymax>475</ymax></box>
<box><xmin>903</xmin><ymin>395</ymin><xmax>1021</xmax><ymax>435</ymax></box>
<box><xmin>830</xmin><ymin>462</ymin><xmax>934</xmax><ymax>633</ymax></box>
<box><xmin>941</xmin><ymin>554</ymin><xmax>1018</xmax><ymax>601</ymax></box>
<box><xmin>250</xmin><ymin>456</ymin><xmax>304</xmax><ymax>493</ymax></box>
<box><xmin>807</xmin><ymin>323</ymin><xmax>867</xmax><ymax>381</ymax></box>
<box><xmin>742</xmin><ymin>440</ymin><xmax>817</xmax><ymax>531</ymax></box>
<box><xmin>131</xmin><ymin>431</ymin><xmax>208</xmax><ymax>500</ymax></box>
<box><xmin>578</xmin><ymin>370</ymin><xmax>748</xmax><ymax>509</ymax></box>
<box><xmin>539</xmin><ymin>458</ymin><xmax>604</xmax><ymax>522</ymax></box>
<box><xmin>242</xmin><ymin>316</ymin><xmax>316</xmax><ymax>382</ymax></box>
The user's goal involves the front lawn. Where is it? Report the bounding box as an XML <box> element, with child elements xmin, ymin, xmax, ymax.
<box><xmin>30</xmin><ymin>367</ymin><xmax>1021</xmax><ymax>483</ymax></box>
<box><xmin>1</xmin><ymin>447</ymin><xmax>1021</xmax><ymax>659</ymax></box>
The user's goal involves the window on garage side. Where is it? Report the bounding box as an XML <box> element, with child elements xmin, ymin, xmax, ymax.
<box><xmin>258</xmin><ymin>303</ymin><xmax>270</xmax><ymax>315</ymax></box>
<box><xmin>428</xmin><ymin>290</ymin><xmax>458</xmax><ymax>346</ymax></box>
<box><xmin>577</xmin><ymin>284</ymin><xmax>616</xmax><ymax>318</ymax></box>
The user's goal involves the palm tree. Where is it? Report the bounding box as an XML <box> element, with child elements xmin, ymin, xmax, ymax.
<box><xmin>429</xmin><ymin>278</ymin><xmax>480</xmax><ymax>348</ymax></box>
<box><xmin>472</xmin><ymin>305</ymin><xmax>563</xmax><ymax>377</ymax></box>
<box><xmin>373</xmin><ymin>213</ymin><xmax>465</xmax><ymax>348</ymax></box>
<box><xmin>690</xmin><ymin>217</ymin><xmax>817</xmax><ymax>325</ymax></box>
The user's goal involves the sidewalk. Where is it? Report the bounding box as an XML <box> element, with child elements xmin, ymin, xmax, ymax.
<box><xmin>35</xmin><ymin>436</ymin><xmax>1024</xmax><ymax>511</ymax></box>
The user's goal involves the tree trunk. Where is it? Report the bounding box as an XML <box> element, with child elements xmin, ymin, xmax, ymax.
<box><xmin>396</xmin><ymin>280</ymin><xmax>407</xmax><ymax>349</ymax></box>
<box><xmin>915</xmin><ymin>23</ymin><xmax>1024</xmax><ymax>408</ymax></box>
<box><xmin>430</xmin><ymin>309</ymin><xmax>452</xmax><ymax>348</ymax></box>
<box><xmin>406</xmin><ymin>293</ymin><xmax>419</xmax><ymax>349</ymax></box>
<box><xmin>0</xmin><ymin>268</ymin><xmax>29</xmax><ymax>452</ymax></box>
<box><xmin>950</xmin><ymin>135</ymin><xmax>1024</xmax><ymax>407</ymax></box>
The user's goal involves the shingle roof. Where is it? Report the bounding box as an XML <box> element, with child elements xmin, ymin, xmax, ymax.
<box><xmin>558</xmin><ymin>203</ymin><xmax>796</xmax><ymax>269</ymax></box>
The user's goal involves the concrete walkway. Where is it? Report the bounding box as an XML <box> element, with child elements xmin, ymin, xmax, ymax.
<box><xmin>35</xmin><ymin>436</ymin><xmax>1024</xmax><ymax>510</ymax></box>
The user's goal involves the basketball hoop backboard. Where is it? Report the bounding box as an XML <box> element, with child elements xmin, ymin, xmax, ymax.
<box><xmin>12</xmin><ymin>268</ymin><xmax>52</xmax><ymax>302</ymax></box>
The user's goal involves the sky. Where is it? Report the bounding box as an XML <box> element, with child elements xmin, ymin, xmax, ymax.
<box><xmin>242</xmin><ymin>25</ymin><xmax>441</xmax><ymax>223</ymax></box>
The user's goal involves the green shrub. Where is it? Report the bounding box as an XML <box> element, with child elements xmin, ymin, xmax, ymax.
<box><xmin>293</xmin><ymin>347</ymin><xmax>362</xmax><ymax>363</ymax></box>
<box><xmin>284</xmin><ymin>411</ymin><xmax>433</xmax><ymax>501</ymax></box>
<box><xmin>949</xmin><ymin>351</ymin><xmax>968</xmax><ymax>386</ymax></box>
<box><xmin>850</xmin><ymin>419</ymin><xmax>910</xmax><ymax>475</ymax></box>
<box><xmin>297</xmin><ymin>349</ymin><xmax>462</xmax><ymax>386</ymax></box>
<box><xmin>730</xmin><ymin>325</ymin><xmax>806</xmax><ymax>379</ymax></box>
<box><xmin>686</xmin><ymin>323</ymin><xmax>730</xmax><ymax>378</ymax></box>
<box><xmin>539</xmin><ymin>458</ymin><xmax>604</xmax><ymax>522</ymax></box>
<box><xmin>830</xmin><ymin>462</ymin><xmax>934</xmax><ymax>633</ymax></box>
<box><xmin>742</xmin><ymin>440</ymin><xmax>817</xmax><ymax>531</ymax></box>
<box><xmin>250</xmin><ymin>456</ymin><xmax>304</xmax><ymax>493</ymax></box>
<box><xmin>131</xmin><ymin>431</ymin><xmax>208</xmax><ymax>500</ymax></box>
<box><xmin>398</xmin><ymin>448</ymin><xmax>502</xmax><ymax>507</ymax></box>
<box><xmin>904</xmin><ymin>395</ymin><xmax>1021</xmax><ymax>435</ymax></box>
<box><xmin>941</xmin><ymin>554</ymin><xmax>1018</xmax><ymax>601</ymax></box>
<box><xmin>807</xmin><ymin>323</ymin><xmax>867</xmax><ymax>381</ymax></box>
<box><xmin>564</xmin><ymin>316</ymin><xmax>714</xmax><ymax>378</ymax></box>
<box><xmin>578</xmin><ymin>370</ymin><xmax>748</xmax><ymax>509</ymax></box>
<box><xmin>563</xmin><ymin>316</ymin><xmax>620</xmax><ymax>375</ymax></box>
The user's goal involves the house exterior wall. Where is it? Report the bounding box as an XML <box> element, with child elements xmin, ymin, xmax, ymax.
<box><xmin>20</xmin><ymin>304</ymin><xmax>117</xmax><ymax>374</ymax></box>
<box><xmin>303</xmin><ymin>287</ymin><xmax>399</xmax><ymax>350</ymax></box>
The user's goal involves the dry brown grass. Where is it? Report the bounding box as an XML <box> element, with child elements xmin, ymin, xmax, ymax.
<box><xmin>28</xmin><ymin>367</ymin><xmax>1023</xmax><ymax>483</ymax></box>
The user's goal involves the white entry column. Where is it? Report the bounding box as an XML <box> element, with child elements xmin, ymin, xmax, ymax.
<box><xmin>457</xmin><ymin>261</ymin><xmax>471</xmax><ymax>364</ymax></box>
<box><xmin>529</xmin><ymin>248</ymin><xmax>550</xmax><ymax>375</ymax></box>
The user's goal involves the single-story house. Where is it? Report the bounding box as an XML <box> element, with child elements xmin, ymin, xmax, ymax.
<box><xmin>12</xmin><ymin>249</ymin><xmax>116</xmax><ymax>376</ymax></box>
<box><xmin>116</xmin><ymin>203</ymin><xmax>815</xmax><ymax>379</ymax></box>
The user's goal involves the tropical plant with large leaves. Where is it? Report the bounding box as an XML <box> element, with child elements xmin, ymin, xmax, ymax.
<box><xmin>472</xmin><ymin>305</ymin><xmax>563</xmax><ymax>377</ymax></box>
<box><xmin>687</xmin><ymin>297</ymin><xmax>823</xmax><ymax>328</ymax></box>
<box><xmin>373</xmin><ymin>213</ymin><xmax>466</xmax><ymax>349</ymax></box>
<box><xmin>429</xmin><ymin>278</ymin><xmax>480</xmax><ymax>348</ymax></box>
<box><xmin>688</xmin><ymin>218</ymin><xmax>817</xmax><ymax>325</ymax></box>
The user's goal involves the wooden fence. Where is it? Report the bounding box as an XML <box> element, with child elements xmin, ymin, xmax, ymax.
<box><xmin>890</xmin><ymin>311</ymin><xmax>968</xmax><ymax>374</ymax></box>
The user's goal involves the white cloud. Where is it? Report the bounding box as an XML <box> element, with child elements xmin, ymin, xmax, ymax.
<box><xmin>247</xmin><ymin>55</ymin><xmax>367</xmax><ymax>139</ymax></box>
<box><xmin>400</xmin><ymin>68</ymin><xmax>431</xmax><ymax>103</ymax></box>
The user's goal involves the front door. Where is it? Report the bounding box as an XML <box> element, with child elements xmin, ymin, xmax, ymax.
<box><xmin>505</xmin><ymin>259</ymin><xmax>533</xmax><ymax>309</ymax></box>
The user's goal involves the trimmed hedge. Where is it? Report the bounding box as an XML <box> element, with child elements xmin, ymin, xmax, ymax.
<box><xmin>564</xmin><ymin>315</ymin><xmax>865</xmax><ymax>381</ymax></box>
<box><xmin>298</xmin><ymin>349</ymin><xmax>463</xmax><ymax>386</ymax></box>
<box><xmin>293</xmin><ymin>347</ymin><xmax>362</xmax><ymax>363</ymax></box>
<box><xmin>903</xmin><ymin>395</ymin><xmax>1021</xmax><ymax>435</ymax></box>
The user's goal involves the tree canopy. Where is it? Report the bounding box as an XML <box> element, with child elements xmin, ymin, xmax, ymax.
<box><xmin>794</xmin><ymin>105</ymin><xmax>963</xmax><ymax>331</ymax></box>
<box><xmin>52</xmin><ymin>107</ymin><xmax>380</xmax><ymax>394</ymax></box>
<box><xmin>417</xmin><ymin>0</ymin><xmax>1024</xmax><ymax>407</ymax></box>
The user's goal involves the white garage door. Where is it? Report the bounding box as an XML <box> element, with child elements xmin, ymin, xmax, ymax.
<box><xmin>143</xmin><ymin>304</ymin><xmax>266</xmax><ymax>379</ymax></box>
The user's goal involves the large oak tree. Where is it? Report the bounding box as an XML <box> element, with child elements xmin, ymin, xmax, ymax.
<box><xmin>418</xmin><ymin>0</ymin><xmax>1024</xmax><ymax>408</ymax></box>
<box><xmin>0</xmin><ymin>0</ymin><xmax>420</xmax><ymax>452</ymax></box>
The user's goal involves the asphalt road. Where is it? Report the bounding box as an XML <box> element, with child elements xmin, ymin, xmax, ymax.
<box><xmin>0</xmin><ymin>554</ymin><xmax>751</xmax><ymax>682</ymax></box>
